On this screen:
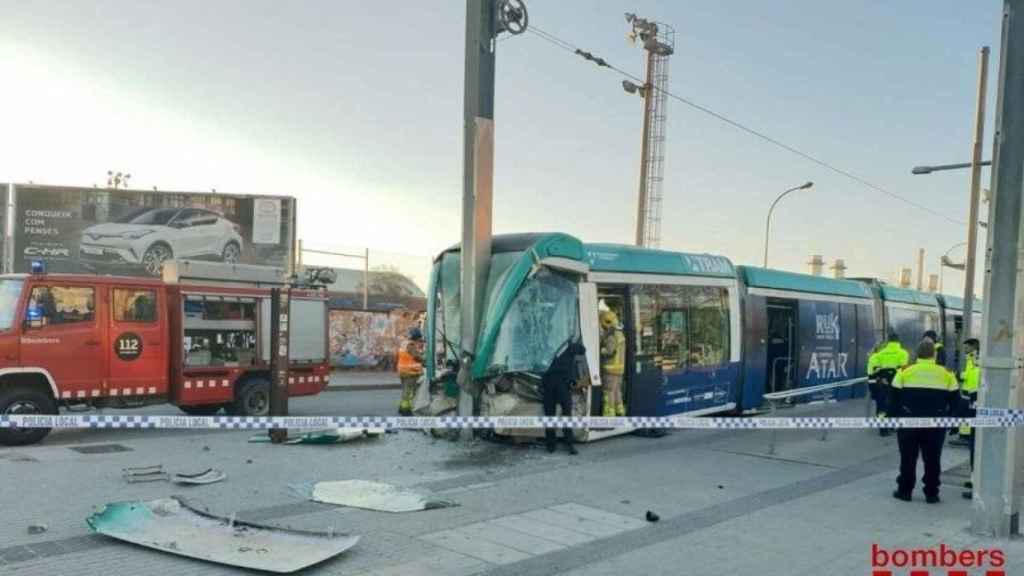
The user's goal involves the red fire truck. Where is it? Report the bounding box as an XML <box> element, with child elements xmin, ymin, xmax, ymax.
<box><xmin>0</xmin><ymin>260</ymin><xmax>332</xmax><ymax>445</ymax></box>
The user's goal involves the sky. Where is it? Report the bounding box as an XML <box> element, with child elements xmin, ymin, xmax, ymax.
<box><xmin>0</xmin><ymin>1</ymin><xmax>1005</xmax><ymax>292</ymax></box>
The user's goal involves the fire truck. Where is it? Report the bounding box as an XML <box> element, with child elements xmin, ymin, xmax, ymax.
<box><xmin>0</xmin><ymin>260</ymin><xmax>333</xmax><ymax>445</ymax></box>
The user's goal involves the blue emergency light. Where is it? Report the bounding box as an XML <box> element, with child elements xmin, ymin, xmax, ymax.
<box><xmin>30</xmin><ymin>260</ymin><xmax>45</xmax><ymax>274</ymax></box>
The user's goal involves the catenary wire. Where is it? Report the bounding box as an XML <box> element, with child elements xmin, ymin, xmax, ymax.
<box><xmin>524</xmin><ymin>24</ymin><xmax>966</xmax><ymax>227</ymax></box>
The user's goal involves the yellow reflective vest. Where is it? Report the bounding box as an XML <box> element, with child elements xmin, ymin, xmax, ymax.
<box><xmin>890</xmin><ymin>358</ymin><xmax>958</xmax><ymax>417</ymax></box>
<box><xmin>867</xmin><ymin>341</ymin><xmax>909</xmax><ymax>375</ymax></box>
<box><xmin>961</xmin><ymin>353</ymin><xmax>980</xmax><ymax>394</ymax></box>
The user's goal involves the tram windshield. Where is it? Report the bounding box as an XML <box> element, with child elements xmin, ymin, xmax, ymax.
<box><xmin>429</xmin><ymin>250</ymin><xmax>524</xmax><ymax>370</ymax></box>
<box><xmin>487</xmin><ymin>269</ymin><xmax>579</xmax><ymax>375</ymax></box>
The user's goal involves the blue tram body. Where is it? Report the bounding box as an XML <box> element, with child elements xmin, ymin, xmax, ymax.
<box><xmin>425</xmin><ymin>233</ymin><xmax>978</xmax><ymax>423</ymax></box>
<box><xmin>736</xmin><ymin>267</ymin><xmax>875</xmax><ymax>411</ymax></box>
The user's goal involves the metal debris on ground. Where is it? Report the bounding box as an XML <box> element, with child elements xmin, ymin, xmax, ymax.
<box><xmin>87</xmin><ymin>496</ymin><xmax>359</xmax><ymax>573</ymax></box>
<box><xmin>123</xmin><ymin>465</ymin><xmax>170</xmax><ymax>483</ymax></box>
<box><xmin>172</xmin><ymin>468</ymin><xmax>227</xmax><ymax>485</ymax></box>
<box><xmin>247</xmin><ymin>428</ymin><xmax>385</xmax><ymax>445</ymax></box>
<box><xmin>310</xmin><ymin>479</ymin><xmax>456</xmax><ymax>513</ymax></box>
<box><xmin>26</xmin><ymin>524</ymin><xmax>48</xmax><ymax>535</ymax></box>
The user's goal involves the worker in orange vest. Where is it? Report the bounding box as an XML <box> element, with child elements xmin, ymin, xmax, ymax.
<box><xmin>397</xmin><ymin>327</ymin><xmax>424</xmax><ymax>415</ymax></box>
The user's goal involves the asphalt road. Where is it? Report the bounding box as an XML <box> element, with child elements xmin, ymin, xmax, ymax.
<box><xmin>38</xmin><ymin>388</ymin><xmax>400</xmax><ymax>447</ymax></box>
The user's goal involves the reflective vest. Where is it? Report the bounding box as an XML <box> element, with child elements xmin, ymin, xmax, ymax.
<box><xmin>601</xmin><ymin>328</ymin><xmax>625</xmax><ymax>376</ymax></box>
<box><xmin>890</xmin><ymin>358</ymin><xmax>958</xmax><ymax>417</ymax></box>
<box><xmin>867</xmin><ymin>341</ymin><xmax>909</xmax><ymax>375</ymax></box>
<box><xmin>397</xmin><ymin>344</ymin><xmax>423</xmax><ymax>377</ymax></box>
<box><xmin>961</xmin><ymin>353</ymin><xmax>980</xmax><ymax>394</ymax></box>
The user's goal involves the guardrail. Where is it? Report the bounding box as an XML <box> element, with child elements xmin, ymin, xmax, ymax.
<box><xmin>762</xmin><ymin>376</ymin><xmax>870</xmax><ymax>454</ymax></box>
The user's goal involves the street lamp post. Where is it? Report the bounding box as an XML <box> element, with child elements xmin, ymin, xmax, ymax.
<box><xmin>938</xmin><ymin>242</ymin><xmax>967</xmax><ymax>293</ymax></box>
<box><xmin>763</xmin><ymin>182</ymin><xmax>814</xmax><ymax>268</ymax></box>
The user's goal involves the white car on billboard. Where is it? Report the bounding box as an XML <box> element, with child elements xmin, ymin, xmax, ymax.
<box><xmin>79</xmin><ymin>207</ymin><xmax>244</xmax><ymax>276</ymax></box>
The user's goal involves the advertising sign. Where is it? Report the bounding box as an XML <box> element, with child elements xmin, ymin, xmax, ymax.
<box><xmin>11</xmin><ymin>185</ymin><xmax>295</xmax><ymax>276</ymax></box>
<box><xmin>800</xmin><ymin>300</ymin><xmax>849</xmax><ymax>385</ymax></box>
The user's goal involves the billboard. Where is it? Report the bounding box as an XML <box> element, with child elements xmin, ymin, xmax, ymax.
<box><xmin>11</xmin><ymin>184</ymin><xmax>295</xmax><ymax>276</ymax></box>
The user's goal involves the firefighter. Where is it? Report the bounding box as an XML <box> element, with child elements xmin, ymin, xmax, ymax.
<box><xmin>889</xmin><ymin>339</ymin><xmax>959</xmax><ymax>503</ymax></box>
<box><xmin>960</xmin><ymin>338</ymin><xmax>981</xmax><ymax>500</ymax></box>
<box><xmin>599</xmin><ymin>310</ymin><xmax>626</xmax><ymax>417</ymax></box>
<box><xmin>867</xmin><ymin>332</ymin><xmax>909</xmax><ymax>437</ymax></box>
<box><xmin>397</xmin><ymin>327</ymin><xmax>424</xmax><ymax>416</ymax></box>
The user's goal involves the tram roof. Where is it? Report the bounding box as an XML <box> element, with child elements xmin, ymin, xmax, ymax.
<box><xmin>937</xmin><ymin>294</ymin><xmax>983</xmax><ymax>312</ymax></box>
<box><xmin>584</xmin><ymin>244</ymin><xmax>735</xmax><ymax>278</ymax></box>
<box><xmin>878</xmin><ymin>284</ymin><xmax>940</xmax><ymax>307</ymax></box>
<box><xmin>739</xmin><ymin>266</ymin><xmax>874</xmax><ymax>299</ymax></box>
<box><xmin>439</xmin><ymin>233</ymin><xmax>582</xmax><ymax>259</ymax></box>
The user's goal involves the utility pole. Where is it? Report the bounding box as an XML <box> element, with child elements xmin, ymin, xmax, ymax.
<box><xmin>973</xmin><ymin>0</ymin><xmax>1024</xmax><ymax>538</ymax></box>
<box><xmin>962</xmin><ymin>46</ymin><xmax>990</xmax><ymax>345</ymax></box>
<box><xmin>625</xmin><ymin>14</ymin><xmax>674</xmax><ymax>248</ymax></box>
<box><xmin>457</xmin><ymin>0</ymin><xmax>527</xmax><ymax>435</ymax></box>
<box><xmin>268</xmin><ymin>287</ymin><xmax>290</xmax><ymax>444</ymax></box>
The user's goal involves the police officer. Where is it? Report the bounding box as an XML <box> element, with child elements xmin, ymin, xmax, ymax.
<box><xmin>923</xmin><ymin>330</ymin><xmax>947</xmax><ymax>367</ymax></box>
<box><xmin>960</xmin><ymin>338</ymin><xmax>981</xmax><ymax>500</ymax></box>
<box><xmin>867</xmin><ymin>332</ymin><xmax>909</xmax><ymax>437</ymax></box>
<box><xmin>889</xmin><ymin>339</ymin><xmax>959</xmax><ymax>503</ymax></box>
<box><xmin>543</xmin><ymin>338</ymin><xmax>584</xmax><ymax>455</ymax></box>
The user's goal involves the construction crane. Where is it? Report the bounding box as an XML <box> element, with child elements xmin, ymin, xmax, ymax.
<box><xmin>624</xmin><ymin>13</ymin><xmax>674</xmax><ymax>248</ymax></box>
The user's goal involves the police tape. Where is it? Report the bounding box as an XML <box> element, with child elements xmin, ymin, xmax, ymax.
<box><xmin>1</xmin><ymin>413</ymin><xmax>1023</xmax><ymax>431</ymax></box>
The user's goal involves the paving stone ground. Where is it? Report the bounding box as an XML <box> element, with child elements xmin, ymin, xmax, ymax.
<box><xmin>2</xmin><ymin>397</ymin><xmax>1021</xmax><ymax>575</ymax></box>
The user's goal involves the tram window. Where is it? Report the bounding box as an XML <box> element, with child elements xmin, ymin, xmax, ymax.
<box><xmin>637</xmin><ymin>284</ymin><xmax>730</xmax><ymax>370</ymax></box>
<box><xmin>886</xmin><ymin>306</ymin><xmax>940</xmax><ymax>355</ymax></box>
<box><xmin>689</xmin><ymin>287</ymin><xmax>729</xmax><ymax>367</ymax></box>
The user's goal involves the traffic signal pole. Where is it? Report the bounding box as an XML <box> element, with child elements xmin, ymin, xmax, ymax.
<box><xmin>456</xmin><ymin>0</ymin><xmax>526</xmax><ymax>438</ymax></box>
<box><xmin>457</xmin><ymin>0</ymin><xmax>498</xmax><ymax>435</ymax></box>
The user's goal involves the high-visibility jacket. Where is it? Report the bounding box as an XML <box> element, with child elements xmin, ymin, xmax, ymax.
<box><xmin>601</xmin><ymin>328</ymin><xmax>625</xmax><ymax>376</ymax></box>
<box><xmin>867</xmin><ymin>341</ymin><xmax>909</xmax><ymax>375</ymax></box>
<box><xmin>397</xmin><ymin>343</ymin><xmax>424</xmax><ymax>377</ymax></box>
<box><xmin>889</xmin><ymin>358</ymin><xmax>958</xmax><ymax>417</ymax></box>
<box><xmin>961</xmin><ymin>353</ymin><xmax>980</xmax><ymax>394</ymax></box>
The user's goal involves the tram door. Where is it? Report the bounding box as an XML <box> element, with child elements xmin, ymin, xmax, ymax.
<box><xmin>765</xmin><ymin>300</ymin><xmax>797</xmax><ymax>393</ymax></box>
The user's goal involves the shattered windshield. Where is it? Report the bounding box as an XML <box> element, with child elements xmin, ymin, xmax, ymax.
<box><xmin>0</xmin><ymin>279</ymin><xmax>24</xmax><ymax>331</ymax></box>
<box><xmin>487</xmin><ymin>268</ymin><xmax>579</xmax><ymax>374</ymax></box>
<box><xmin>432</xmin><ymin>250</ymin><xmax>521</xmax><ymax>368</ymax></box>
<box><xmin>433</xmin><ymin>253</ymin><xmax>462</xmax><ymax>365</ymax></box>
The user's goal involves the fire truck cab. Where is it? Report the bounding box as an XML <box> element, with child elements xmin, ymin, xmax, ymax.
<box><xmin>0</xmin><ymin>261</ymin><xmax>331</xmax><ymax>445</ymax></box>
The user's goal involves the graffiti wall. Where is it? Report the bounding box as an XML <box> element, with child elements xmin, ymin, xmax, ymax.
<box><xmin>329</xmin><ymin>309</ymin><xmax>422</xmax><ymax>369</ymax></box>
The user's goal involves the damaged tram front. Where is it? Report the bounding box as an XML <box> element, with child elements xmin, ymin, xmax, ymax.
<box><xmin>422</xmin><ymin>233</ymin><xmax>740</xmax><ymax>442</ymax></box>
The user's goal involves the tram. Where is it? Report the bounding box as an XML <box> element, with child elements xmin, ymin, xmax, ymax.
<box><xmin>423</xmin><ymin>233</ymin><xmax>981</xmax><ymax>441</ymax></box>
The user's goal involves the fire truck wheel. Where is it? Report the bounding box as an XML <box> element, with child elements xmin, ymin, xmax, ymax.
<box><xmin>231</xmin><ymin>378</ymin><xmax>271</xmax><ymax>417</ymax></box>
<box><xmin>0</xmin><ymin>386</ymin><xmax>57</xmax><ymax>446</ymax></box>
<box><xmin>179</xmin><ymin>404</ymin><xmax>226</xmax><ymax>416</ymax></box>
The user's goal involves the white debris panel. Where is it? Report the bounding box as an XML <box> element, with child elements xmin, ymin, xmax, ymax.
<box><xmin>311</xmin><ymin>480</ymin><xmax>456</xmax><ymax>513</ymax></box>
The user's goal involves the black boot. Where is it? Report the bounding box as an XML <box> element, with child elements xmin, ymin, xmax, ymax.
<box><xmin>892</xmin><ymin>490</ymin><xmax>912</xmax><ymax>502</ymax></box>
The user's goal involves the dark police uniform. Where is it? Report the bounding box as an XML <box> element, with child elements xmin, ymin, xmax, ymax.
<box><xmin>888</xmin><ymin>357</ymin><xmax>958</xmax><ymax>501</ymax></box>
<box><xmin>543</xmin><ymin>339</ymin><xmax>584</xmax><ymax>453</ymax></box>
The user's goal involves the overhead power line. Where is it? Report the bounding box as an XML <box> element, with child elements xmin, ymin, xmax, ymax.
<box><xmin>525</xmin><ymin>24</ymin><xmax>966</xmax><ymax>227</ymax></box>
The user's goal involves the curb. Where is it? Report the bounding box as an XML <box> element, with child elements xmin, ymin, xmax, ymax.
<box><xmin>325</xmin><ymin>384</ymin><xmax>402</xmax><ymax>392</ymax></box>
